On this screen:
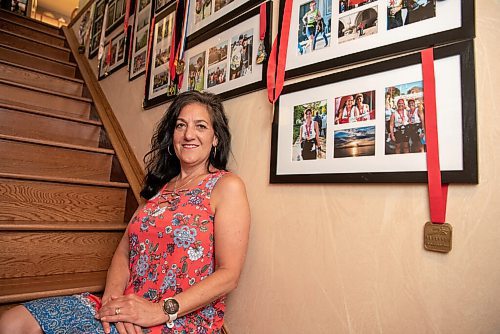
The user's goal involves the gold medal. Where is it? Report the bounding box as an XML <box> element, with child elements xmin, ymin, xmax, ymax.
<box><xmin>175</xmin><ymin>59</ymin><xmax>185</xmax><ymax>75</ymax></box>
<box><xmin>256</xmin><ymin>40</ymin><xmax>267</xmax><ymax>64</ymax></box>
<box><xmin>423</xmin><ymin>221</ymin><xmax>452</xmax><ymax>253</ymax></box>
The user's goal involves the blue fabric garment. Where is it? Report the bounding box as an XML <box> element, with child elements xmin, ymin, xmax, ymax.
<box><xmin>23</xmin><ymin>293</ymin><xmax>119</xmax><ymax>334</ymax></box>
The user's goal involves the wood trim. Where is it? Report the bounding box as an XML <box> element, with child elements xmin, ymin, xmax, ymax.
<box><xmin>69</xmin><ymin>0</ymin><xmax>96</xmax><ymax>29</ymax></box>
<box><xmin>63</xmin><ymin>27</ymin><xmax>145</xmax><ymax>202</ymax></box>
<box><xmin>0</xmin><ymin>172</ymin><xmax>129</xmax><ymax>188</ymax></box>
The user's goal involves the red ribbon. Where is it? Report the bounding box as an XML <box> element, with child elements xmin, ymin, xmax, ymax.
<box><xmin>124</xmin><ymin>0</ymin><xmax>131</xmax><ymax>36</ymax></box>
<box><xmin>421</xmin><ymin>48</ymin><xmax>448</xmax><ymax>224</ymax></box>
<box><xmin>259</xmin><ymin>3</ymin><xmax>266</xmax><ymax>41</ymax></box>
<box><xmin>267</xmin><ymin>0</ymin><xmax>293</xmax><ymax>103</ymax></box>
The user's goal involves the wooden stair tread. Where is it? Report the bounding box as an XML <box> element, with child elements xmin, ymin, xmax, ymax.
<box><xmin>0</xmin><ymin>44</ymin><xmax>75</xmax><ymax>67</ymax></box>
<box><xmin>0</xmin><ymin>17</ymin><xmax>65</xmax><ymax>40</ymax></box>
<box><xmin>0</xmin><ymin>220</ymin><xmax>127</xmax><ymax>231</ymax></box>
<box><xmin>0</xmin><ymin>28</ymin><xmax>70</xmax><ymax>52</ymax></box>
<box><xmin>0</xmin><ymin>172</ymin><xmax>130</xmax><ymax>188</ymax></box>
<box><xmin>0</xmin><ymin>99</ymin><xmax>90</xmax><ymax>120</ymax></box>
<box><xmin>0</xmin><ymin>79</ymin><xmax>92</xmax><ymax>102</ymax></box>
<box><xmin>0</xmin><ymin>59</ymin><xmax>83</xmax><ymax>84</ymax></box>
<box><xmin>0</xmin><ymin>271</ymin><xmax>107</xmax><ymax>304</ymax></box>
<box><xmin>0</xmin><ymin>133</ymin><xmax>114</xmax><ymax>155</ymax></box>
<box><xmin>0</xmin><ymin>9</ymin><xmax>61</xmax><ymax>35</ymax></box>
<box><xmin>0</xmin><ymin>102</ymin><xmax>101</xmax><ymax>126</ymax></box>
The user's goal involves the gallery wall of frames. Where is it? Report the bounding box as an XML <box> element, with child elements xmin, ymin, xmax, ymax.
<box><xmin>85</xmin><ymin>0</ymin><xmax>477</xmax><ymax>184</ymax></box>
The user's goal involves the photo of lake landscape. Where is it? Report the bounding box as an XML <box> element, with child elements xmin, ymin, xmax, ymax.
<box><xmin>334</xmin><ymin>126</ymin><xmax>375</xmax><ymax>158</ymax></box>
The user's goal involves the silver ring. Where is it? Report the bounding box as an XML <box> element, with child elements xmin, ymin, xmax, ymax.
<box><xmin>115</xmin><ymin>307</ymin><xmax>121</xmax><ymax>315</ymax></box>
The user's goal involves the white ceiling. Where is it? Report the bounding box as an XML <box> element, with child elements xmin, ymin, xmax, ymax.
<box><xmin>36</xmin><ymin>0</ymin><xmax>80</xmax><ymax>20</ymax></box>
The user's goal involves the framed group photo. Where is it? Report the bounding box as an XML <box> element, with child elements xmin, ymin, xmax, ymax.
<box><xmin>270</xmin><ymin>40</ymin><xmax>477</xmax><ymax>184</ymax></box>
<box><xmin>129</xmin><ymin>0</ymin><xmax>153</xmax><ymax>80</ymax></box>
<box><xmin>186</xmin><ymin>0</ymin><xmax>264</xmax><ymax>44</ymax></box>
<box><xmin>98</xmin><ymin>28</ymin><xmax>131</xmax><ymax>80</ymax></box>
<box><xmin>89</xmin><ymin>0</ymin><xmax>106</xmax><ymax>58</ymax></box>
<box><xmin>282</xmin><ymin>0</ymin><xmax>474</xmax><ymax>79</ymax></box>
<box><xmin>179</xmin><ymin>2</ymin><xmax>272</xmax><ymax>100</ymax></box>
<box><xmin>143</xmin><ymin>3</ymin><xmax>177</xmax><ymax>108</ymax></box>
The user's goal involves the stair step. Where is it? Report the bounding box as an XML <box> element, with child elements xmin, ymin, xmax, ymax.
<box><xmin>0</xmin><ymin>102</ymin><xmax>101</xmax><ymax>125</ymax></box>
<box><xmin>0</xmin><ymin>17</ymin><xmax>66</xmax><ymax>47</ymax></box>
<box><xmin>0</xmin><ymin>44</ymin><xmax>76</xmax><ymax>77</ymax></box>
<box><xmin>0</xmin><ymin>230</ymin><xmax>121</xmax><ymax>278</ymax></box>
<box><xmin>0</xmin><ymin>9</ymin><xmax>61</xmax><ymax>35</ymax></box>
<box><xmin>0</xmin><ymin>107</ymin><xmax>101</xmax><ymax>147</ymax></box>
<box><xmin>0</xmin><ymin>271</ymin><xmax>107</xmax><ymax>304</ymax></box>
<box><xmin>0</xmin><ymin>174</ymin><xmax>128</xmax><ymax>222</ymax></box>
<box><xmin>0</xmin><ymin>80</ymin><xmax>91</xmax><ymax>119</ymax></box>
<box><xmin>0</xmin><ymin>135</ymin><xmax>114</xmax><ymax>181</ymax></box>
<box><xmin>0</xmin><ymin>29</ymin><xmax>71</xmax><ymax>62</ymax></box>
<box><xmin>0</xmin><ymin>220</ymin><xmax>127</xmax><ymax>231</ymax></box>
<box><xmin>0</xmin><ymin>60</ymin><xmax>83</xmax><ymax>96</ymax></box>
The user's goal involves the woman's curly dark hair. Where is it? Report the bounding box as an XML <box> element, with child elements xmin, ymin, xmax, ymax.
<box><xmin>140</xmin><ymin>91</ymin><xmax>231</xmax><ymax>199</ymax></box>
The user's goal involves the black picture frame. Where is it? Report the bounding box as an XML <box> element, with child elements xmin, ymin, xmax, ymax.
<box><xmin>143</xmin><ymin>3</ymin><xmax>177</xmax><ymax>108</ymax></box>
<box><xmin>89</xmin><ymin>0</ymin><xmax>106</xmax><ymax>59</ymax></box>
<box><xmin>179</xmin><ymin>1</ymin><xmax>272</xmax><ymax>101</ymax></box>
<box><xmin>154</xmin><ymin>0</ymin><xmax>175</xmax><ymax>13</ymax></box>
<box><xmin>280</xmin><ymin>0</ymin><xmax>475</xmax><ymax>80</ymax></box>
<box><xmin>186</xmin><ymin>0</ymin><xmax>265</xmax><ymax>46</ymax></box>
<box><xmin>129</xmin><ymin>0</ymin><xmax>154</xmax><ymax>80</ymax></box>
<box><xmin>98</xmin><ymin>27</ymin><xmax>131</xmax><ymax>80</ymax></box>
<box><xmin>270</xmin><ymin>40</ymin><xmax>477</xmax><ymax>184</ymax></box>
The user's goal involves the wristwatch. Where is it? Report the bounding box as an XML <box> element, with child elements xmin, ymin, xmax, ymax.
<box><xmin>162</xmin><ymin>298</ymin><xmax>179</xmax><ymax>328</ymax></box>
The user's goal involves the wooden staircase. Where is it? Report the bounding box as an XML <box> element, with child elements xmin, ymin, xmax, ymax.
<box><xmin>0</xmin><ymin>9</ymin><xmax>140</xmax><ymax>313</ymax></box>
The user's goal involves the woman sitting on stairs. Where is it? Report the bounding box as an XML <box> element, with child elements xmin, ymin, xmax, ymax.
<box><xmin>0</xmin><ymin>91</ymin><xmax>251</xmax><ymax>334</ymax></box>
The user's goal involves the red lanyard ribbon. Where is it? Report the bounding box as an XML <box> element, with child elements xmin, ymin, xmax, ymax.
<box><xmin>421</xmin><ymin>48</ymin><xmax>448</xmax><ymax>223</ymax></box>
<box><xmin>259</xmin><ymin>3</ymin><xmax>266</xmax><ymax>41</ymax></box>
<box><xmin>267</xmin><ymin>0</ymin><xmax>293</xmax><ymax>103</ymax></box>
<box><xmin>124</xmin><ymin>0</ymin><xmax>132</xmax><ymax>36</ymax></box>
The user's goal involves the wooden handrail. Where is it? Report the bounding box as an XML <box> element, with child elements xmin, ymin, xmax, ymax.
<box><xmin>62</xmin><ymin>26</ymin><xmax>145</xmax><ymax>202</ymax></box>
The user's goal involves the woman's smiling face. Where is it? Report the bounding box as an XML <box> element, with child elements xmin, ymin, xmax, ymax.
<box><xmin>173</xmin><ymin>103</ymin><xmax>218</xmax><ymax>167</ymax></box>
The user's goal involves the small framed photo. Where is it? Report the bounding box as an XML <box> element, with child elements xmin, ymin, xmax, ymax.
<box><xmin>88</xmin><ymin>0</ymin><xmax>106</xmax><ymax>59</ymax></box>
<box><xmin>98</xmin><ymin>29</ymin><xmax>130</xmax><ymax>80</ymax></box>
<box><xmin>129</xmin><ymin>0</ymin><xmax>153</xmax><ymax>80</ymax></box>
<box><xmin>270</xmin><ymin>40</ymin><xmax>477</xmax><ymax>183</ymax></box>
<box><xmin>186</xmin><ymin>0</ymin><xmax>263</xmax><ymax>44</ymax></box>
<box><xmin>179</xmin><ymin>2</ymin><xmax>272</xmax><ymax>101</ymax></box>
<box><xmin>154</xmin><ymin>0</ymin><xmax>174</xmax><ymax>13</ymax></box>
<box><xmin>143</xmin><ymin>3</ymin><xmax>177</xmax><ymax>108</ymax></box>
<box><xmin>282</xmin><ymin>0</ymin><xmax>474</xmax><ymax>79</ymax></box>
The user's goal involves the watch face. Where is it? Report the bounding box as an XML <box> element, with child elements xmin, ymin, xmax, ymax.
<box><xmin>163</xmin><ymin>298</ymin><xmax>179</xmax><ymax>315</ymax></box>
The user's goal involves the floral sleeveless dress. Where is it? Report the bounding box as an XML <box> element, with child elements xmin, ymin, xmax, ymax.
<box><xmin>24</xmin><ymin>171</ymin><xmax>227</xmax><ymax>334</ymax></box>
<box><xmin>124</xmin><ymin>170</ymin><xmax>227</xmax><ymax>333</ymax></box>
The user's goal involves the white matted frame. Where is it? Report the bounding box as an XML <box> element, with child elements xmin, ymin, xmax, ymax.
<box><xmin>143</xmin><ymin>3</ymin><xmax>177</xmax><ymax>108</ymax></box>
<box><xmin>270</xmin><ymin>40</ymin><xmax>477</xmax><ymax>183</ymax></box>
<box><xmin>186</xmin><ymin>0</ymin><xmax>264</xmax><ymax>44</ymax></box>
<box><xmin>281</xmin><ymin>0</ymin><xmax>474</xmax><ymax>79</ymax></box>
<box><xmin>98</xmin><ymin>29</ymin><xmax>130</xmax><ymax>80</ymax></box>
<box><xmin>180</xmin><ymin>2</ymin><xmax>271</xmax><ymax>100</ymax></box>
<box><xmin>129</xmin><ymin>0</ymin><xmax>153</xmax><ymax>80</ymax></box>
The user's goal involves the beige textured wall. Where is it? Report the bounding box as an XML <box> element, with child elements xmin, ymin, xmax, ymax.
<box><xmin>75</xmin><ymin>1</ymin><xmax>500</xmax><ymax>332</ymax></box>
